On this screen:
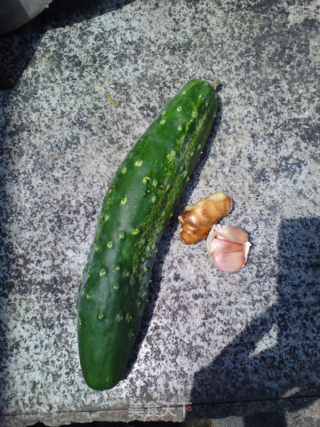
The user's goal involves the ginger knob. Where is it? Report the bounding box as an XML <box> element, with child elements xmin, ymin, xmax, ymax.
<box><xmin>178</xmin><ymin>192</ymin><xmax>233</xmax><ymax>245</ymax></box>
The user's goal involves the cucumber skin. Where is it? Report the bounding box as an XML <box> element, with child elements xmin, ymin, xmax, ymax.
<box><xmin>77</xmin><ymin>80</ymin><xmax>217</xmax><ymax>390</ymax></box>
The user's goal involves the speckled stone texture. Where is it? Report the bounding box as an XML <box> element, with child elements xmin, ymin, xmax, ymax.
<box><xmin>0</xmin><ymin>0</ymin><xmax>319</xmax><ymax>426</ymax></box>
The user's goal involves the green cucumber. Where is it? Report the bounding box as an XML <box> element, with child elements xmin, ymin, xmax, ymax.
<box><xmin>77</xmin><ymin>79</ymin><xmax>217</xmax><ymax>390</ymax></box>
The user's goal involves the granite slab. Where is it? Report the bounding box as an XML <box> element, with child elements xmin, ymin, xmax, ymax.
<box><xmin>0</xmin><ymin>0</ymin><xmax>320</xmax><ymax>426</ymax></box>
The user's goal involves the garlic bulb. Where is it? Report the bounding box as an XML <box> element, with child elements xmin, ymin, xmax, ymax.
<box><xmin>207</xmin><ymin>225</ymin><xmax>251</xmax><ymax>273</ymax></box>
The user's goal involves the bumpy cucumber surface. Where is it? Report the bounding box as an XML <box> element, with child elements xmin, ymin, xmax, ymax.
<box><xmin>78</xmin><ymin>80</ymin><xmax>217</xmax><ymax>390</ymax></box>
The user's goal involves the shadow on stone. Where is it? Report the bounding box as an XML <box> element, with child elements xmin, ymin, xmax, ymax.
<box><xmin>0</xmin><ymin>94</ymin><xmax>8</xmax><ymax>412</ymax></box>
<box><xmin>125</xmin><ymin>93</ymin><xmax>223</xmax><ymax>380</ymax></box>
<box><xmin>243</xmin><ymin>411</ymin><xmax>286</xmax><ymax>427</ymax></box>
<box><xmin>0</xmin><ymin>0</ymin><xmax>135</xmax><ymax>88</ymax></box>
<box><xmin>189</xmin><ymin>217</ymin><xmax>320</xmax><ymax>424</ymax></box>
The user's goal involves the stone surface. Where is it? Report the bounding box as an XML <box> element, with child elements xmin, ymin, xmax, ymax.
<box><xmin>0</xmin><ymin>0</ymin><xmax>319</xmax><ymax>426</ymax></box>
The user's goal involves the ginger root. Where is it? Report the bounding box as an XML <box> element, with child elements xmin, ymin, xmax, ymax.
<box><xmin>178</xmin><ymin>192</ymin><xmax>233</xmax><ymax>244</ymax></box>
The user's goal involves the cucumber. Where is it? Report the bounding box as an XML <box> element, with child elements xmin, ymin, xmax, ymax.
<box><xmin>77</xmin><ymin>80</ymin><xmax>217</xmax><ymax>390</ymax></box>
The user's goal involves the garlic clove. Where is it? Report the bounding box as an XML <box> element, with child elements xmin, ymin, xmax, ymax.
<box><xmin>207</xmin><ymin>225</ymin><xmax>251</xmax><ymax>273</ymax></box>
<box><xmin>213</xmin><ymin>251</ymin><xmax>248</xmax><ymax>273</ymax></box>
<box><xmin>211</xmin><ymin>238</ymin><xmax>246</xmax><ymax>254</ymax></box>
<box><xmin>214</xmin><ymin>225</ymin><xmax>249</xmax><ymax>244</ymax></box>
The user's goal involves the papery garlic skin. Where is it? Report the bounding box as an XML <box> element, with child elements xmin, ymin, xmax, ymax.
<box><xmin>178</xmin><ymin>192</ymin><xmax>232</xmax><ymax>244</ymax></box>
<box><xmin>207</xmin><ymin>225</ymin><xmax>251</xmax><ymax>273</ymax></box>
